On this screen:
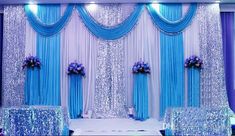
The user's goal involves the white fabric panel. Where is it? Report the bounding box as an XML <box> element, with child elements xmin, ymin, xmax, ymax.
<box><xmin>183</xmin><ymin>4</ymin><xmax>200</xmax><ymax>107</ymax></box>
<box><xmin>183</xmin><ymin>5</ymin><xmax>200</xmax><ymax>58</ymax></box>
<box><xmin>25</xmin><ymin>21</ymin><xmax>36</xmax><ymax>56</ymax></box>
<box><xmin>124</xmin><ymin>8</ymin><xmax>160</xmax><ymax>118</ymax></box>
<box><xmin>61</xmin><ymin>5</ymin><xmax>97</xmax><ymax>114</ymax></box>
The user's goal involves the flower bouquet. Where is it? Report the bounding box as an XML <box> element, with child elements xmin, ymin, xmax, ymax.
<box><xmin>22</xmin><ymin>55</ymin><xmax>41</xmax><ymax>69</ymax></box>
<box><xmin>67</xmin><ymin>61</ymin><xmax>85</xmax><ymax>76</ymax></box>
<box><xmin>132</xmin><ymin>61</ymin><xmax>150</xmax><ymax>74</ymax></box>
<box><xmin>185</xmin><ymin>55</ymin><xmax>203</xmax><ymax>69</ymax></box>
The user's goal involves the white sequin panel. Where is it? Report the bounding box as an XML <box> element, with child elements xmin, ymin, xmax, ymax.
<box><xmin>92</xmin><ymin>4</ymin><xmax>127</xmax><ymax>118</ymax></box>
<box><xmin>198</xmin><ymin>4</ymin><xmax>228</xmax><ymax>107</ymax></box>
<box><xmin>2</xmin><ymin>6</ymin><xmax>26</xmax><ymax>107</ymax></box>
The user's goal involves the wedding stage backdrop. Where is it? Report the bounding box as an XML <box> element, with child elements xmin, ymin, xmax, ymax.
<box><xmin>2</xmin><ymin>3</ymin><xmax>229</xmax><ymax>120</ymax></box>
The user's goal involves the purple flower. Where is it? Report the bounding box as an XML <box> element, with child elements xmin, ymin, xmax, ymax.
<box><xmin>67</xmin><ymin>61</ymin><xmax>86</xmax><ymax>77</ymax></box>
<box><xmin>132</xmin><ymin>61</ymin><xmax>150</xmax><ymax>74</ymax></box>
<box><xmin>185</xmin><ymin>55</ymin><xmax>203</xmax><ymax>69</ymax></box>
<box><xmin>23</xmin><ymin>56</ymin><xmax>41</xmax><ymax>69</ymax></box>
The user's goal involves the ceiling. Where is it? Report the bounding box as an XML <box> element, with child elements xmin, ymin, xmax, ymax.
<box><xmin>0</xmin><ymin>0</ymin><xmax>235</xmax><ymax>4</ymax></box>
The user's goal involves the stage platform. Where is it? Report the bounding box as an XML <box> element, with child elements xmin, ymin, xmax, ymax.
<box><xmin>69</xmin><ymin>118</ymin><xmax>163</xmax><ymax>135</ymax></box>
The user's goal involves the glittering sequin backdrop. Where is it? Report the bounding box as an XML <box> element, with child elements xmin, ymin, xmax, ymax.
<box><xmin>93</xmin><ymin>4</ymin><xmax>127</xmax><ymax>118</ymax></box>
<box><xmin>2</xmin><ymin>6</ymin><xmax>25</xmax><ymax>107</ymax></box>
<box><xmin>0</xmin><ymin>4</ymin><xmax>229</xmax><ymax>117</ymax></box>
<box><xmin>198</xmin><ymin>4</ymin><xmax>228</xmax><ymax>107</ymax></box>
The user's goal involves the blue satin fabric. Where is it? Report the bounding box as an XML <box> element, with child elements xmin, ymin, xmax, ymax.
<box><xmin>159</xmin><ymin>4</ymin><xmax>185</xmax><ymax>118</ymax></box>
<box><xmin>36</xmin><ymin>5</ymin><xmax>61</xmax><ymax>105</ymax></box>
<box><xmin>25</xmin><ymin>4</ymin><xmax>197</xmax><ymax>39</ymax></box>
<box><xmin>146</xmin><ymin>4</ymin><xmax>197</xmax><ymax>34</ymax></box>
<box><xmin>24</xmin><ymin>68</ymin><xmax>40</xmax><ymax>105</ymax></box>
<box><xmin>76</xmin><ymin>4</ymin><xmax>144</xmax><ymax>40</ymax></box>
<box><xmin>69</xmin><ymin>75</ymin><xmax>83</xmax><ymax>119</ymax></box>
<box><xmin>25</xmin><ymin>4</ymin><xmax>73</xmax><ymax>37</ymax></box>
<box><xmin>133</xmin><ymin>74</ymin><xmax>149</xmax><ymax>121</ymax></box>
<box><xmin>187</xmin><ymin>68</ymin><xmax>200</xmax><ymax>107</ymax></box>
<box><xmin>165</xmin><ymin>128</ymin><xmax>172</xmax><ymax>136</ymax></box>
<box><xmin>62</xmin><ymin>125</ymin><xmax>69</xmax><ymax>135</ymax></box>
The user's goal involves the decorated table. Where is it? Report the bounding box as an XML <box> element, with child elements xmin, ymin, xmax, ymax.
<box><xmin>1</xmin><ymin>106</ymin><xmax>69</xmax><ymax>135</ymax></box>
<box><xmin>164</xmin><ymin>107</ymin><xmax>233</xmax><ymax>136</ymax></box>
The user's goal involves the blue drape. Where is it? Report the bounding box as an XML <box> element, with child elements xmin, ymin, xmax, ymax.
<box><xmin>24</xmin><ymin>69</ymin><xmax>40</xmax><ymax>105</ymax></box>
<box><xmin>25</xmin><ymin>4</ymin><xmax>73</xmax><ymax>37</ymax></box>
<box><xmin>37</xmin><ymin>5</ymin><xmax>61</xmax><ymax>105</ymax></box>
<box><xmin>165</xmin><ymin>128</ymin><xmax>172</xmax><ymax>136</ymax></box>
<box><xmin>25</xmin><ymin>4</ymin><xmax>198</xmax><ymax>39</ymax></box>
<box><xmin>187</xmin><ymin>68</ymin><xmax>200</xmax><ymax>107</ymax></box>
<box><xmin>62</xmin><ymin>125</ymin><xmax>69</xmax><ymax>135</ymax></box>
<box><xmin>76</xmin><ymin>4</ymin><xmax>144</xmax><ymax>40</ymax></box>
<box><xmin>133</xmin><ymin>74</ymin><xmax>149</xmax><ymax>121</ymax></box>
<box><xmin>221</xmin><ymin>12</ymin><xmax>235</xmax><ymax>112</ymax></box>
<box><xmin>69</xmin><ymin>75</ymin><xmax>83</xmax><ymax>119</ymax></box>
<box><xmin>159</xmin><ymin>4</ymin><xmax>184</xmax><ymax>118</ymax></box>
<box><xmin>146</xmin><ymin>4</ymin><xmax>197</xmax><ymax>34</ymax></box>
<box><xmin>0</xmin><ymin>13</ymin><xmax>3</xmax><ymax>106</ymax></box>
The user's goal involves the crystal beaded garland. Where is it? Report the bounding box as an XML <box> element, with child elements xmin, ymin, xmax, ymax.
<box><xmin>198</xmin><ymin>4</ymin><xmax>229</xmax><ymax>107</ymax></box>
<box><xmin>2</xmin><ymin>6</ymin><xmax>26</xmax><ymax>106</ymax></box>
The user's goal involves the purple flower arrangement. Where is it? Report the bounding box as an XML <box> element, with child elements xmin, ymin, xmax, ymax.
<box><xmin>67</xmin><ymin>61</ymin><xmax>85</xmax><ymax>76</ymax></box>
<box><xmin>132</xmin><ymin>61</ymin><xmax>150</xmax><ymax>74</ymax></box>
<box><xmin>22</xmin><ymin>55</ymin><xmax>41</xmax><ymax>69</ymax></box>
<box><xmin>185</xmin><ymin>55</ymin><xmax>203</xmax><ymax>69</ymax></box>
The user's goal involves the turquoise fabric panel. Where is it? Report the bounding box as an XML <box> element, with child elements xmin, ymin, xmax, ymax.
<box><xmin>133</xmin><ymin>74</ymin><xmax>149</xmax><ymax>121</ymax></box>
<box><xmin>69</xmin><ymin>75</ymin><xmax>83</xmax><ymax>119</ymax></box>
<box><xmin>24</xmin><ymin>68</ymin><xmax>40</xmax><ymax>105</ymax></box>
<box><xmin>76</xmin><ymin>4</ymin><xmax>144</xmax><ymax>40</ymax></box>
<box><xmin>146</xmin><ymin>4</ymin><xmax>197</xmax><ymax>34</ymax></box>
<box><xmin>36</xmin><ymin>5</ymin><xmax>61</xmax><ymax>105</ymax></box>
<box><xmin>188</xmin><ymin>68</ymin><xmax>200</xmax><ymax>107</ymax></box>
<box><xmin>159</xmin><ymin>4</ymin><xmax>185</xmax><ymax>118</ymax></box>
<box><xmin>25</xmin><ymin>4</ymin><xmax>73</xmax><ymax>37</ymax></box>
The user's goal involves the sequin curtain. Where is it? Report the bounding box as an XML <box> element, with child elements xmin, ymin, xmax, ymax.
<box><xmin>93</xmin><ymin>4</ymin><xmax>127</xmax><ymax>118</ymax></box>
<box><xmin>2</xmin><ymin>6</ymin><xmax>25</xmax><ymax>106</ymax></box>
<box><xmin>198</xmin><ymin>4</ymin><xmax>228</xmax><ymax>107</ymax></box>
<box><xmin>24</xmin><ymin>4</ymin><xmax>229</xmax><ymax>119</ymax></box>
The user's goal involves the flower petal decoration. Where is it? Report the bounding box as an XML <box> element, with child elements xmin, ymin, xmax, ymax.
<box><xmin>185</xmin><ymin>55</ymin><xmax>203</xmax><ymax>69</ymax></box>
<box><xmin>23</xmin><ymin>55</ymin><xmax>41</xmax><ymax>69</ymax></box>
<box><xmin>67</xmin><ymin>61</ymin><xmax>85</xmax><ymax>76</ymax></box>
<box><xmin>132</xmin><ymin>60</ymin><xmax>150</xmax><ymax>74</ymax></box>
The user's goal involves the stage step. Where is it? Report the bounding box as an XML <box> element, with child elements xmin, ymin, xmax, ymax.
<box><xmin>69</xmin><ymin>118</ymin><xmax>163</xmax><ymax>135</ymax></box>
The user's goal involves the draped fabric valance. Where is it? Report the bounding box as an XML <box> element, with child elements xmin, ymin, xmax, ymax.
<box><xmin>146</xmin><ymin>4</ymin><xmax>197</xmax><ymax>34</ymax></box>
<box><xmin>25</xmin><ymin>4</ymin><xmax>73</xmax><ymax>36</ymax></box>
<box><xmin>76</xmin><ymin>4</ymin><xmax>144</xmax><ymax>40</ymax></box>
<box><xmin>25</xmin><ymin>3</ymin><xmax>197</xmax><ymax>39</ymax></box>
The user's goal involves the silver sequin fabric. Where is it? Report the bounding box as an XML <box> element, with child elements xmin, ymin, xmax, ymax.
<box><xmin>2</xmin><ymin>106</ymin><xmax>68</xmax><ymax>135</ymax></box>
<box><xmin>93</xmin><ymin>4</ymin><xmax>127</xmax><ymax>118</ymax></box>
<box><xmin>2</xmin><ymin>6</ymin><xmax>25</xmax><ymax>107</ymax></box>
<box><xmin>198</xmin><ymin>4</ymin><xmax>229</xmax><ymax>107</ymax></box>
<box><xmin>164</xmin><ymin>107</ymin><xmax>232</xmax><ymax>135</ymax></box>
